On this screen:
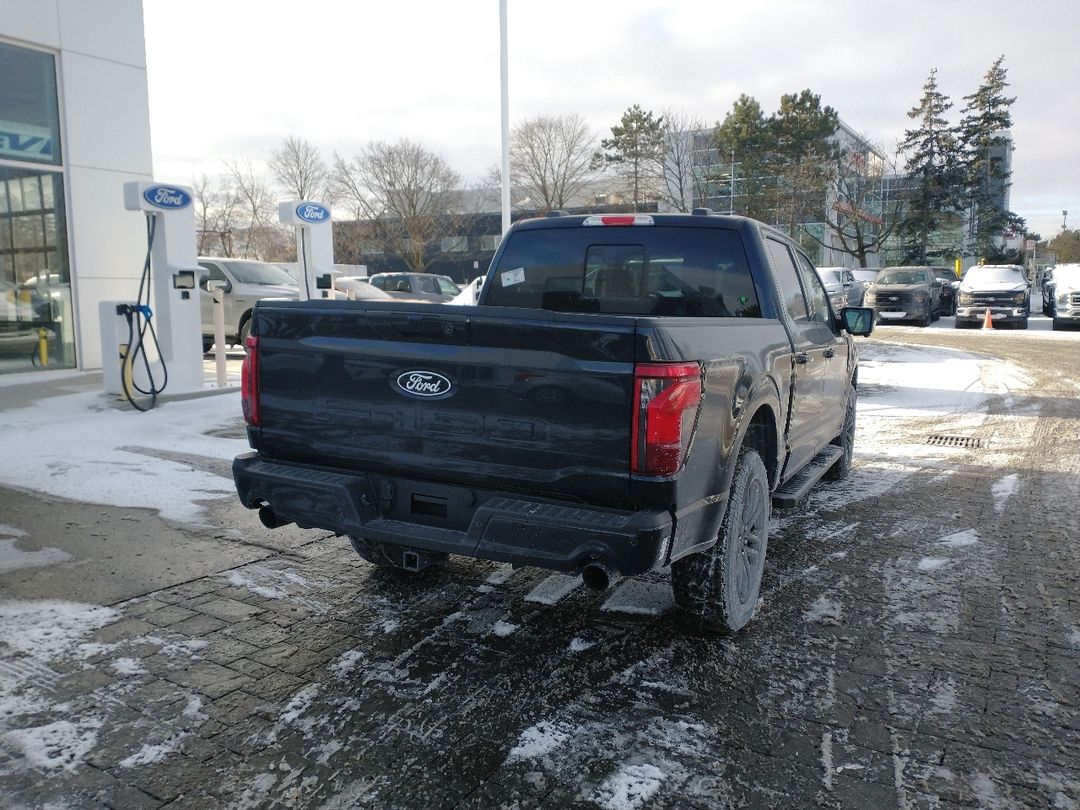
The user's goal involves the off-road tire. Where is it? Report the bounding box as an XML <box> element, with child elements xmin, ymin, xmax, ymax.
<box><xmin>348</xmin><ymin>535</ymin><xmax>446</xmax><ymax>573</ymax></box>
<box><xmin>671</xmin><ymin>448</ymin><xmax>770</xmax><ymax>634</ymax></box>
<box><xmin>825</xmin><ymin>383</ymin><xmax>856</xmax><ymax>481</ymax></box>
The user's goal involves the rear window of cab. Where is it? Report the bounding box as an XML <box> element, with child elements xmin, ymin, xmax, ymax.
<box><xmin>484</xmin><ymin>226</ymin><xmax>761</xmax><ymax>317</ymax></box>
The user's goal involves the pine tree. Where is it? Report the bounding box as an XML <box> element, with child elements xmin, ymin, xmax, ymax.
<box><xmin>713</xmin><ymin>94</ymin><xmax>775</xmax><ymax>219</ymax></box>
<box><xmin>897</xmin><ymin>68</ymin><xmax>963</xmax><ymax>263</ymax></box>
<box><xmin>601</xmin><ymin>105</ymin><xmax>665</xmax><ymax>212</ymax></box>
<box><xmin>956</xmin><ymin>55</ymin><xmax>1016</xmax><ymax>259</ymax></box>
<box><xmin>769</xmin><ymin>89</ymin><xmax>839</xmax><ymax>237</ymax></box>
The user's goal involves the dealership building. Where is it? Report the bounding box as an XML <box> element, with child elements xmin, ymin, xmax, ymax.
<box><xmin>1</xmin><ymin>0</ymin><xmax>153</xmax><ymax>376</ymax></box>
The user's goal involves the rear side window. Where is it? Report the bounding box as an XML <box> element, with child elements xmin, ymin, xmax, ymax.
<box><xmin>485</xmin><ymin>226</ymin><xmax>761</xmax><ymax>317</ymax></box>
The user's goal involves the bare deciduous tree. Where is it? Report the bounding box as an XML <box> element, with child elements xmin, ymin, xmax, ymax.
<box><xmin>804</xmin><ymin>146</ymin><xmax>901</xmax><ymax>267</ymax></box>
<box><xmin>192</xmin><ymin>173</ymin><xmax>240</xmax><ymax>256</ymax></box>
<box><xmin>224</xmin><ymin>157</ymin><xmax>282</xmax><ymax>260</ymax></box>
<box><xmin>268</xmin><ymin>135</ymin><xmax>330</xmax><ymax>202</ymax></box>
<box><xmin>657</xmin><ymin>109</ymin><xmax>708</xmax><ymax>212</ymax></box>
<box><xmin>333</xmin><ymin>139</ymin><xmax>461</xmax><ymax>272</ymax></box>
<box><xmin>510</xmin><ymin>114</ymin><xmax>597</xmax><ymax>212</ymax></box>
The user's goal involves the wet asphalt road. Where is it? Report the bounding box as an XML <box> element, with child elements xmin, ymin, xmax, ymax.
<box><xmin>0</xmin><ymin>324</ymin><xmax>1078</xmax><ymax>809</ymax></box>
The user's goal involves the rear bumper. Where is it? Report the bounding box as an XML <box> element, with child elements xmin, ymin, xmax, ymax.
<box><xmin>233</xmin><ymin>453</ymin><xmax>673</xmax><ymax>576</ymax></box>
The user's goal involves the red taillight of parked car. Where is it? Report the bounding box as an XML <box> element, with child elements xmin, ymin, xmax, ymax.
<box><xmin>631</xmin><ymin>362</ymin><xmax>702</xmax><ymax>476</ymax></box>
<box><xmin>241</xmin><ymin>335</ymin><xmax>260</xmax><ymax>426</ymax></box>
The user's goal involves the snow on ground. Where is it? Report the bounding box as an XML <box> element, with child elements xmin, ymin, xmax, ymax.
<box><xmin>0</xmin><ymin>389</ymin><xmax>248</xmax><ymax>525</ymax></box>
<box><xmin>524</xmin><ymin>573</ymin><xmax>582</xmax><ymax>605</ymax></box>
<box><xmin>0</xmin><ymin>536</ymin><xmax>71</xmax><ymax>574</ymax></box>
<box><xmin>601</xmin><ymin>580</ymin><xmax>673</xmax><ymax>617</ymax></box>
<box><xmin>991</xmin><ymin>473</ymin><xmax>1020</xmax><ymax>513</ymax></box>
<box><xmin>591</xmin><ymin>762</ymin><xmax>666</xmax><ymax>810</ymax></box>
<box><xmin>506</xmin><ymin>720</ymin><xmax>574</xmax><ymax>762</ymax></box>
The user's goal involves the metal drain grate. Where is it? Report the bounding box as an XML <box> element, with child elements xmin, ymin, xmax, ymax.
<box><xmin>926</xmin><ymin>435</ymin><xmax>983</xmax><ymax>448</ymax></box>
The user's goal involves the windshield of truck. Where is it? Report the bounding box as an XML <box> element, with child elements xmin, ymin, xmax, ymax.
<box><xmin>853</xmin><ymin>270</ymin><xmax>878</xmax><ymax>283</ymax></box>
<box><xmin>485</xmin><ymin>226</ymin><xmax>761</xmax><ymax>317</ymax></box>
<box><xmin>1052</xmin><ymin>265</ymin><xmax>1080</xmax><ymax>288</ymax></box>
<box><xmin>876</xmin><ymin>270</ymin><xmax>928</xmax><ymax>285</ymax></box>
<box><xmin>964</xmin><ymin>266</ymin><xmax>1025</xmax><ymax>284</ymax></box>
<box><xmin>817</xmin><ymin>269</ymin><xmax>843</xmax><ymax>286</ymax></box>
<box><xmin>222</xmin><ymin>261</ymin><xmax>297</xmax><ymax>286</ymax></box>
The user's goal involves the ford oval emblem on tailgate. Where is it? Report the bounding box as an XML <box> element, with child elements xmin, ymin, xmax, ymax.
<box><xmin>394</xmin><ymin>370</ymin><xmax>453</xmax><ymax>399</ymax></box>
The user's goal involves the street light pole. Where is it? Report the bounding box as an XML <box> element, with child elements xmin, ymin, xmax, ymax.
<box><xmin>500</xmin><ymin>0</ymin><xmax>511</xmax><ymax>235</ymax></box>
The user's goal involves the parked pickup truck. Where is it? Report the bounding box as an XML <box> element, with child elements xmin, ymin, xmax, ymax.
<box><xmin>233</xmin><ymin>211</ymin><xmax>873</xmax><ymax>633</ymax></box>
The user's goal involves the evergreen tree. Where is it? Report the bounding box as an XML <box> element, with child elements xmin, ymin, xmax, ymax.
<box><xmin>601</xmin><ymin>105</ymin><xmax>665</xmax><ymax>211</ymax></box>
<box><xmin>956</xmin><ymin>55</ymin><xmax>1017</xmax><ymax>259</ymax></box>
<box><xmin>713</xmin><ymin>94</ymin><xmax>775</xmax><ymax>219</ymax></box>
<box><xmin>897</xmin><ymin>68</ymin><xmax>963</xmax><ymax>263</ymax></box>
<box><xmin>770</xmin><ymin>89</ymin><xmax>839</xmax><ymax>237</ymax></box>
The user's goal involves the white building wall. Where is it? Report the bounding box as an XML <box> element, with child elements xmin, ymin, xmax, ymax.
<box><xmin>0</xmin><ymin>0</ymin><xmax>154</xmax><ymax>370</ymax></box>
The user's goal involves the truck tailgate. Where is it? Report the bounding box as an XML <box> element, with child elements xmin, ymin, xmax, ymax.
<box><xmin>253</xmin><ymin>303</ymin><xmax>637</xmax><ymax>504</ymax></box>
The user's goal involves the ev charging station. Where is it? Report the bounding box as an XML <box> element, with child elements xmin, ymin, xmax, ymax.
<box><xmin>100</xmin><ymin>182</ymin><xmax>205</xmax><ymax>402</ymax></box>
<box><xmin>278</xmin><ymin>200</ymin><xmax>334</xmax><ymax>300</ymax></box>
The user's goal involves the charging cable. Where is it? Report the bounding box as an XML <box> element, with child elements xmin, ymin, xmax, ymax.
<box><xmin>119</xmin><ymin>214</ymin><xmax>168</xmax><ymax>411</ymax></box>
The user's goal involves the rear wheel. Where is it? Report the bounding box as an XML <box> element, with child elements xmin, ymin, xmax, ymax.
<box><xmin>672</xmin><ymin>448</ymin><xmax>770</xmax><ymax>634</ymax></box>
<box><xmin>825</xmin><ymin>383</ymin><xmax>856</xmax><ymax>481</ymax></box>
<box><xmin>202</xmin><ymin>338</ymin><xmax>213</xmax><ymax>353</ymax></box>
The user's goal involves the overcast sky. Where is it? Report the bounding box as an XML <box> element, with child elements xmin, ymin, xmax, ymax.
<box><xmin>144</xmin><ymin>0</ymin><xmax>1080</xmax><ymax>240</ymax></box>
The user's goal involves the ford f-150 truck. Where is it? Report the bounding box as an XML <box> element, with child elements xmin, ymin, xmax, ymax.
<box><xmin>233</xmin><ymin>211</ymin><xmax>873</xmax><ymax>633</ymax></box>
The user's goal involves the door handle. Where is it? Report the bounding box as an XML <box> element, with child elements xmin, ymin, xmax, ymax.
<box><xmin>823</xmin><ymin>348</ymin><xmax>835</xmax><ymax>358</ymax></box>
<box><xmin>795</xmin><ymin>352</ymin><xmax>810</xmax><ymax>365</ymax></box>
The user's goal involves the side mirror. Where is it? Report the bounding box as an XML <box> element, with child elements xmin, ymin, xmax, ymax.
<box><xmin>840</xmin><ymin>306</ymin><xmax>874</xmax><ymax>336</ymax></box>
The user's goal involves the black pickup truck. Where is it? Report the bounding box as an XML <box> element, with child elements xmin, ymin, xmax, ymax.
<box><xmin>233</xmin><ymin>211</ymin><xmax>873</xmax><ymax>632</ymax></box>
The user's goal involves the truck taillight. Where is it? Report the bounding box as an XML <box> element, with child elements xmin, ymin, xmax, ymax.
<box><xmin>241</xmin><ymin>336</ymin><xmax>260</xmax><ymax>426</ymax></box>
<box><xmin>631</xmin><ymin>362</ymin><xmax>702</xmax><ymax>476</ymax></box>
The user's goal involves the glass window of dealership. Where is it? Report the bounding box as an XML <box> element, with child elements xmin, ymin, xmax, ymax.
<box><xmin>0</xmin><ymin>38</ymin><xmax>74</xmax><ymax>373</ymax></box>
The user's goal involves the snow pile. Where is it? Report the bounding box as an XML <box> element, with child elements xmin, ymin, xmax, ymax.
<box><xmin>0</xmin><ymin>390</ymin><xmax>248</xmax><ymax>525</ymax></box>
<box><xmin>524</xmin><ymin>573</ymin><xmax>581</xmax><ymax>605</ymax></box>
<box><xmin>111</xmin><ymin>657</ymin><xmax>146</xmax><ymax>676</ymax></box>
<box><xmin>590</xmin><ymin>763</ymin><xmax>666</xmax><ymax>810</ymax></box>
<box><xmin>803</xmin><ymin>596</ymin><xmax>843</xmax><ymax>626</ymax></box>
<box><xmin>491</xmin><ymin>619</ymin><xmax>519</xmax><ymax>637</ymax></box>
<box><xmin>917</xmin><ymin>557</ymin><xmax>950</xmax><ymax>572</ymax></box>
<box><xmin>602</xmin><ymin>580</ymin><xmax>673</xmax><ymax>616</ymax></box>
<box><xmin>1</xmin><ymin>718</ymin><xmax>102</xmax><ymax>771</ymax></box>
<box><xmin>119</xmin><ymin>736</ymin><xmax>182</xmax><ymax>768</ymax></box>
<box><xmin>937</xmin><ymin>530</ymin><xmax>979</xmax><ymax>549</ymax></box>
<box><xmin>329</xmin><ymin>650</ymin><xmax>365</xmax><ymax>679</ymax></box>
<box><xmin>0</xmin><ymin>600</ymin><xmax>118</xmax><ymax>661</ymax></box>
<box><xmin>506</xmin><ymin>720</ymin><xmax>573</xmax><ymax>761</ymax></box>
<box><xmin>568</xmin><ymin>637</ymin><xmax>595</xmax><ymax>653</ymax></box>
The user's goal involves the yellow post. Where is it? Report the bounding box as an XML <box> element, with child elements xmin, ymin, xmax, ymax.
<box><xmin>954</xmin><ymin>258</ymin><xmax>962</xmax><ymax>279</ymax></box>
<box><xmin>37</xmin><ymin>328</ymin><xmax>49</xmax><ymax>366</ymax></box>
<box><xmin>119</xmin><ymin>343</ymin><xmax>134</xmax><ymax>401</ymax></box>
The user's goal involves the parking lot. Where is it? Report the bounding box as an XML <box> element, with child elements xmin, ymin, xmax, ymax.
<box><xmin>1</xmin><ymin>322</ymin><xmax>1078</xmax><ymax>809</ymax></box>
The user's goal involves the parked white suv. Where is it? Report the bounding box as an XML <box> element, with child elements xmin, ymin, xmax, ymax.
<box><xmin>197</xmin><ymin>258</ymin><xmax>299</xmax><ymax>352</ymax></box>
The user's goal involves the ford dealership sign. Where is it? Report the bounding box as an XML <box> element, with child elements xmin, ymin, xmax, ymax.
<box><xmin>296</xmin><ymin>203</ymin><xmax>330</xmax><ymax>223</ymax></box>
<box><xmin>143</xmin><ymin>185</ymin><xmax>191</xmax><ymax>209</ymax></box>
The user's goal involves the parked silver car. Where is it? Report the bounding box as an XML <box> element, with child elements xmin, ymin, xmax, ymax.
<box><xmin>368</xmin><ymin>272</ymin><xmax>461</xmax><ymax>303</ymax></box>
<box><xmin>815</xmin><ymin>266</ymin><xmax>856</xmax><ymax>313</ymax></box>
<box><xmin>198</xmin><ymin>258</ymin><xmax>298</xmax><ymax>352</ymax></box>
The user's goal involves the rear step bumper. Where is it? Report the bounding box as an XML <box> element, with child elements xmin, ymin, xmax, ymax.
<box><xmin>233</xmin><ymin>453</ymin><xmax>673</xmax><ymax>577</ymax></box>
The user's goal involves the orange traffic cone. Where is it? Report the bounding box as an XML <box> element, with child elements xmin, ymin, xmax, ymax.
<box><xmin>982</xmin><ymin>308</ymin><xmax>993</xmax><ymax>329</ymax></box>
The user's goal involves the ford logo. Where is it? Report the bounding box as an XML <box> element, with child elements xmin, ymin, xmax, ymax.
<box><xmin>394</xmin><ymin>370</ymin><xmax>453</xmax><ymax>399</ymax></box>
<box><xmin>143</xmin><ymin>185</ymin><xmax>191</xmax><ymax>209</ymax></box>
<box><xmin>296</xmin><ymin>203</ymin><xmax>330</xmax><ymax>223</ymax></box>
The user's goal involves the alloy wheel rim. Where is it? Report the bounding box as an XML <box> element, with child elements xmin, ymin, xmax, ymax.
<box><xmin>734</xmin><ymin>477</ymin><xmax>767</xmax><ymax>605</ymax></box>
